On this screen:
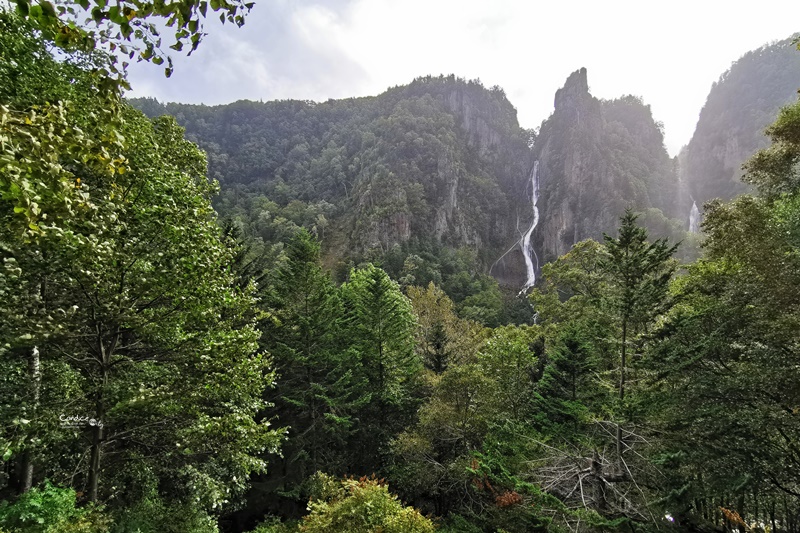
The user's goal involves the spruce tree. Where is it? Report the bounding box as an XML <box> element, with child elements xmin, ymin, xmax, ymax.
<box><xmin>340</xmin><ymin>264</ymin><xmax>419</xmax><ymax>472</ymax></box>
<box><xmin>602</xmin><ymin>209</ymin><xmax>677</xmax><ymax>474</ymax></box>
<box><xmin>263</xmin><ymin>229</ymin><xmax>363</xmax><ymax>484</ymax></box>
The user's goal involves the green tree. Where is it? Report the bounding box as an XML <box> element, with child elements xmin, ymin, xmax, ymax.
<box><xmin>0</xmin><ymin>11</ymin><xmax>124</xmax><ymax>238</ymax></box>
<box><xmin>478</xmin><ymin>325</ymin><xmax>543</xmax><ymax>422</ymax></box>
<box><xmin>340</xmin><ymin>264</ymin><xmax>419</xmax><ymax>472</ymax></box>
<box><xmin>601</xmin><ymin>209</ymin><xmax>677</xmax><ymax>472</ymax></box>
<box><xmin>647</xmin><ymin>98</ymin><xmax>800</xmax><ymax>529</ymax></box>
<box><xmin>1</xmin><ymin>4</ymin><xmax>274</xmax><ymax>530</ymax></box>
<box><xmin>535</xmin><ymin>323</ymin><xmax>600</xmax><ymax>433</ymax></box>
<box><xmin>391</xmin><ymin>363</ymin><xmax>497</xmax><ymax>516</ymax></box>
<box><xmin>261</xmin><ymin>229</ymin><xmax>365</xmax><ymax>492</ymax></box>
<box><xmin>406</xmin><ymin>282</ymin><xmax>486</xmax><ymax>374</ymax></box>
<box><xmin>1</xmin><ymin>105</ymin><xmax>283</xmax><ymax>514</ymax></box>
<box><xmin>521</xmin><ymin>216</ymin><xmax>676</xmax><ymax>524</ymax></box>
<box><xmin>527</xmin><ymin>239</ymin><xmax>610</xmax><ymax>325</ymax></box>
<box><xmin>0</xmin><ymin>481</ymin><xmax>110</xmax><ymax>532</ymax></box>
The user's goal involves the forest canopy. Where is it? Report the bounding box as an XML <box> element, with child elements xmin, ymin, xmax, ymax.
<box><xmin>2</xmin><ymin>5</ymin><xmax>800</xmax><ymax>533</ymax></box>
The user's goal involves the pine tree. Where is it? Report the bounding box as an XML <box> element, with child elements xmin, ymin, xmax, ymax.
<box><xmin>263</xmin><ymin>229</ymin><xmax>364</xmax><ymax>484</ymax></box>
<box><xmin>602</xmin><ymin>209</ymin><xmax>677</xmax><ymax>474</ymax></box>
<box><xmin>340</xmin><ymin>264</ymin><xmax>419</xmax><ymax>472</ymax></box>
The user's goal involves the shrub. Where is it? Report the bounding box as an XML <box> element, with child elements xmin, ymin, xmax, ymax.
<box><xmin>111</xmin><ymin>497</ymin><xmax>218</xmax><ymax>533</ymax></box>
<box><xmin>299</xmin><ymin>474</ymin><xmax>434</xmax><ymax>533</ymax></box>
<box><xmin>0</xmin><ymin>481</ymin><xmax>110</xmax><ymax>533</ymax></box>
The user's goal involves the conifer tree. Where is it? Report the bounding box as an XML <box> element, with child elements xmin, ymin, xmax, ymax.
<box><xmin>601</xmin><ymin>209</ymin><xmax>677</xmax><ymax>475</ymax></box>
<box><xmin>340</xmin><ymin>264</ymin><xmax>419</xmax><ymax>472</ymax></box>
<box><xmin>263</xmin><ymin>229</ymin><xmax>364</xmax><ymax>484</ymax></box>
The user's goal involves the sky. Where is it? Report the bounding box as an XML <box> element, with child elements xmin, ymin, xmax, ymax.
<box><xmin>126</xmin><ymin>0</ymin><xmax>800</xmax><ymax>155</ymax></box>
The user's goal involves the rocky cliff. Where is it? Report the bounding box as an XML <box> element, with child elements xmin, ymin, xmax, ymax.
<box><xmin>525</xmin><ymin>68</ymin><xmax>679</xmax><ymax>262</ymax></box>
<box><xmin>683</xmin><ymin>36</ymin><xmax>800</xmax><ymax>207</ymax></box>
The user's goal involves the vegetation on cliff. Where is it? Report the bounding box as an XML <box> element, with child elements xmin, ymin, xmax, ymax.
<box><xmin>683</xmin><ymin>35</ymin><xmax>800</xmax><ymax>204</ymax></box>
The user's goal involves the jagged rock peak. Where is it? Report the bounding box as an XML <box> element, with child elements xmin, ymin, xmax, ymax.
<box><xmin>554</xmin><ymin>67</ymin><xmax>589</xmax><ymax>109</ymax></box>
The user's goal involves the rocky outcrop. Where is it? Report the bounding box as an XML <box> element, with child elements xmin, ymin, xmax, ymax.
<box><xmin>682</xmin><ymin>36</ymin><xmax>800</xmax><ymax>205</ymax></box>
<box><xmin>434</xmin><ymin>152</ymin><xmax>460</xmax><ymax>240</ymax></box>
<box><xmin>527</xmin><ymin>68</ymin><xmax>677</xmax><ymax>263</ymax></box>
<box><xmin>337</xmin><ymin>76</ymin><xmax>531</xmax><ymax>258</ymax></box>
<box><xmin>553</xmin><ymin>67</ymin><xmax>589</xmax><ymax>115</ymax></box>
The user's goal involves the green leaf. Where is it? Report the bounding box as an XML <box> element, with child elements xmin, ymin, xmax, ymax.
<box><xmin>108</xmin><ymin>5</ymin><xmax>127</xmax><ymax>24</ymax></box>
<box><xmin>40</xmin><ymin>1</ymin><xmax>56</xmax><ymax>19</ymax></box>
<box><xmin>91</xmin><ymin>6</ymin><xmax>104</xmax><ymax>23</ymax></box>
<box><xmin>15</xmin><ymin>0</ymin><xmax>30</xmax><ymax>16</ymax></box>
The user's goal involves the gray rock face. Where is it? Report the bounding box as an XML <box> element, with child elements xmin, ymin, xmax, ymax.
<box><xmin>447</xmin><ymin>89</ymin><xmax>502</xmax><ymax>157</ymax></box>
<box><xmin>682</xmin><ymin>36</ymin><xmax>800</xmax><ymax>205</ymax></box>
<box><xmin>347</xmin><ymin>78</ymin><xmax>529</xmax><ymax>257</ymax></box>
<box><xmin>434</xmin><ymin>152</ymin><xmax>459</xmax><ymax>241</ymax></box>
<box><xmin>554</xmin><ymin>67</ymin><xmax>589</xmax><ymax>111</ymax></box>
<box><xmin>535</xmin><ymin>68</ymin><xmax>606</xmax><ymax>261</ymax></box>
<box><xmin>528</xmin><ymin>68</ymin><xmax>677</xmax><ymax>263</ymax></box>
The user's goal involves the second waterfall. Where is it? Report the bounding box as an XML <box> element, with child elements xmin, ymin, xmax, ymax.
<box><xmin>519</xmin><ymin>160</ymin><xmax>540</xmax><ymax>295</ymax></box>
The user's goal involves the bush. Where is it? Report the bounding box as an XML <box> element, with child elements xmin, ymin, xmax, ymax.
<box><xmin>248</xmin><ymin>517</ymin><xmax>297</xmax><ymax>532</ymax></box>
<box><xmin>299</xmin><ymin>474</ymin><xmax>434</xmax><ymax>533</ymax></box>
<box><xmin>0</xmin><ymin>481</ymin><xmax>110</xmax><ymax>533</ymax></box>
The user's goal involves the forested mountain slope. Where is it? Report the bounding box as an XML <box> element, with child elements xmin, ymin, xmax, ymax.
<box><xmin>132</xmin><ymin>77</ymin><xmax>532</xmax><ymax>265</ymax></box>
<box><xmin>133</xmin><ymin>71</ymin><xmax>688</xmax><ymax>291</ymax></box>
<box><xmin>682</xmin><ymin>35</ymin><xmax>800</xmax><ymax>205</ymax></box>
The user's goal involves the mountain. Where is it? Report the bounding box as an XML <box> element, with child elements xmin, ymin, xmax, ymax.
<box><xmin>682</xmin><ymin>36</ymin><xmax>800</xmax><ymax>207</ymax></box>
<box><xmin>131</xmin><ymin>72</ymin><xmax>687</xmax><ymax>295</ymax></box>
<box><xmin>132</xmin><ymin>76</ymin><xmax>531</xmax><ymax>266</ymax></box>
<box><xmin>493</xmin><ymin>68</ymin><xmax>681</xmax><ymax>277</ymax></box>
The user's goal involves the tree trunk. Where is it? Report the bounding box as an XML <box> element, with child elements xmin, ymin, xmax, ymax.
<box><xmin>87</xmin><ymin>365</ymin><xmax>108</xmax><ymax>503</ymax></box>
<box><xmin>770</xmin><ymin>500</ymin><xmax>776</xmax><ymax>533</ymax></box>
<box><xmin>591</xmin><ymin>449</ymin><xmax>607</xmax><ymax>513</ymax></box>
<box><xmin>617</xmin><ymin>319</ymin><xmax>627</xmax><ymax>472</ymax></box>
<box><xmin>87</xmin><ymin>422</ymin><xmax>103</xmax><ymax>502</ymax></box>
<box><xmin>20</xmin><ymin>346</ymin><xmax>41</xmax><ymax>493</ymax></box>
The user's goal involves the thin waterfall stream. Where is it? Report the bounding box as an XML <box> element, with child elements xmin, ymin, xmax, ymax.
<box><xmin>518</xmin><ymin>160</ymin><xmax>540</xmax><ymax>295</ymax></box>
<box><xmin>689</xmin><ymin>199</ymin><xmax>700</xmax><ymax>233</ymax></box>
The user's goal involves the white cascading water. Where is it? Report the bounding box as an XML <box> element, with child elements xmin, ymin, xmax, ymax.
<box><xmin>518</xmin><ymin>161</ymin><xmax>540</xmax><ymax>295</ymax></box>
<box><xmin>689</xmin><ymin>200</ymin><xmax>700</xmax><ymax>233</ymax></box>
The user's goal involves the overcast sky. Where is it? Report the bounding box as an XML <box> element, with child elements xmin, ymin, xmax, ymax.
<box><xmin>126</xmin><ymin>0</ymin><xmax>800</xmax><ymax>155</ymax></box>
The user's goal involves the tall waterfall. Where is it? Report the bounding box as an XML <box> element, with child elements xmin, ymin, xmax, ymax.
<box><xmin>689</xmin><ymin>200</ymin><xmax>700</xmax><ymax>233</ymax></box>
<box><xmin>519</xmin><ymin>161</ymin><xmax>540</xmax><ymax>295</ymax></box>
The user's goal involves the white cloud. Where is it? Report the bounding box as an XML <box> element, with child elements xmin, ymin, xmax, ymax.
<box><xmin>126</xmin><ymin>0</ymin><xmax>800</xmax><ymax>154</ymax></box>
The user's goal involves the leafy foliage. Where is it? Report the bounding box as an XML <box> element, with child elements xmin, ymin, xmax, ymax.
<box><xmin>299</xmin><ymin>474</ymin><xmax>435</xmax><ymax>533</ymax></box>
<box><xmin>647</xmin><ymin>96</ymin><xmax>800</xmax><ymax>529</ymax></box>
<box><xmin>0</xmin><ymin>481</ymin><xmax>110</xmax><ymax>533</ymax></box>
<box><xmin>15</xmin><ymin>0</ymin><xmax>255</xmax><ymax>79</ymax></box>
